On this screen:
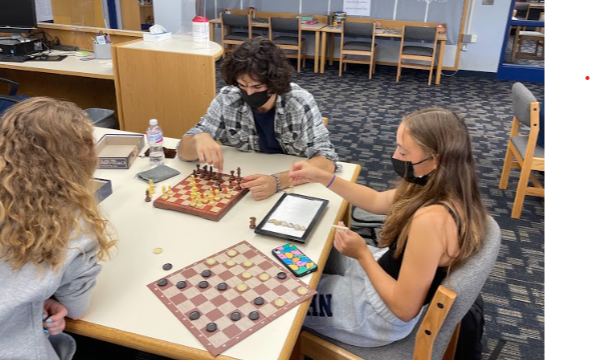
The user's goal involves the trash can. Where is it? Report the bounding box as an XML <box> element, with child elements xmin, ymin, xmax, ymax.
<box><xmin>85</xmin><ymin>108</ymin><xmax>119</xmax><ymax>129</ymax></box>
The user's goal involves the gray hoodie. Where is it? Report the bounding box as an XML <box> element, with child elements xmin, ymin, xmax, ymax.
<box><xmin>0</xmin><ymin>232</ymin><xmax>102</xmax><ymax>360</ymax></box>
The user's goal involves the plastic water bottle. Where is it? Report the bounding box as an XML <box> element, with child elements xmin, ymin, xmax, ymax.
<box><xmin>146</xmin><ymin>118</ymin><xmax>164</xmax><ymax>168</ymax></box>
<box><xmin>192</xmin><ymin>16</ymin><xmax>210</xmax><ymax>47</ymax></box>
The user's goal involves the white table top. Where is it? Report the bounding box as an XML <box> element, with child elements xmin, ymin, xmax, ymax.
<box><xmin>85</xmin><ymin>127</ymin><xmax>359</xmax><ymax>360</ymax></box>
<box><xmin>0</xmin><ymin>51</ymin><xmax>114</xmax><ymax>79</ymax></box>
<box><xmin>120</xmin><ymin>35</ymin><xmax>223</xmax><ymax>58</ymax></box>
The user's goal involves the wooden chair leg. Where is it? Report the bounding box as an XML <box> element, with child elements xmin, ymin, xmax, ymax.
<box><xmin>369</xmin><ymin>56</ymin><xmax>373</xmax><ymax>80</ymax></box>
<box><xmin>339</xmin><ymin>56</ymin><xmax>343</xmax><ymax>77</ymax></box>
<box><xmin>511</xmin><ymin>159</ymin><xmax>533</xmax><ymax>219</ymax></box>
<box><xmin>428</xmin><ymin>66</ymin><xmax>433</xmax><ymax>86</ymax></box>
<box><xmin>499</xmin><ymin>146</ymin><xmax>515</xmax><ymax>190</ymax></box>
<box><xmin>396</xmin><ymin>63</ymin><xmax>402</xmax><ymax>82</ymax></box>
<box><xmin>297</xmin><ymin>48</ymin><xmax>301</xmax><ymax>73</ymax></box>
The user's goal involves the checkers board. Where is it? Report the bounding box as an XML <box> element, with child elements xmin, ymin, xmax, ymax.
<box><xmin>153</xmin><ymin>170</ymin><xmax>248</xmax><ymax>221</ymax></box>
<box><xmin>147</xmin><ymin>241</ymin><xmax>317</xmax><ymax>356</ymax></box>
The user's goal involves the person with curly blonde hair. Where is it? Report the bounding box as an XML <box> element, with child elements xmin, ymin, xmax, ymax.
<box><xmin>290</xmin><ymin>108</ymin><xmax>488</xmax><ymax>347</ymax></box>
<box><xmin>0</xmin><ymin>97</ymin><xmax>116</xmax><ymax>360</ymax></box>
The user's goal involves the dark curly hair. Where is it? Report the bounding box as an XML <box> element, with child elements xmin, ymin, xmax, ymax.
<box><xmin>221</xmin><ymin>37</ymin><xmax>294</xmax><ymax>95</ymax></box>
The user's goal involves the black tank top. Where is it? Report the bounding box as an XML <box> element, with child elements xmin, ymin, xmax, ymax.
<box><xmin>377</xmin><ymin>203</ymin><xmax>460</xmax><ymax>306</ymax></box>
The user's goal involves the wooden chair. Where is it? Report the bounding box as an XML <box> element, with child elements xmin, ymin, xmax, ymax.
<box><xmin>396</xmin><ymin>25</ymin><xmax>438</xmax><ymax>86</ymax></box>
<box><xmin>513</xmin><ymin>2</ymin><xmax>530</xmax><ymax>20</ymax></box>
<box><xmin>220</xmin><ymin>13</ymin><xmax>261</xmax><ymax>56</ymax></box>
<box><xmin>512</xmin><ymin>13</ymin><xmax>544</xmax><ymax>62</ymax></box>
<box><xmin>296</xmin><ymin>216</ymin><xmax>501</xmax><ymax>360</ymax></box>
<box><xmin>322</xmin><ymin>117</ymin><xmax>328</xmax><ymax>127</ymax></box>
<box><xmin>499</xmin><ymin>82</ymin><xmax>544</xmax><ymax>219</ymax></box>
<box><xmin>339</xmin><ymin>22</ymin><xmax>377</xmax><ymax>80</ymax></box>
<box><xmin>269</xmin><ymin>17</ymin><xmax>306</xmax><ymax>73</ymax></box>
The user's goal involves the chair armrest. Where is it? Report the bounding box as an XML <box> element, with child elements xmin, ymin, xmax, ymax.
<box><xmin>0</xmin><ymin>77</ymin><xmax>19</xmax><ymax>96</ymax></box>
<box><xmin>0</xmin><ymin>95</ymin><xmax>21</xmax><ymax>104</ymax></box>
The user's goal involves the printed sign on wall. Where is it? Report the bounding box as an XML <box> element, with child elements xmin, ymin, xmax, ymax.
<box><xmin>343</xmin><ymin>0</ymin><xmax>371</xmax><ymax>16</ymax></box>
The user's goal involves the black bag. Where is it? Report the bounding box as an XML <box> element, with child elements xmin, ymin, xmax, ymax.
<box><xmin>454</xmin><ymin>294</ymin><xmax>484</xmax><ymax>360</ymax></box>
<box><xmin>350</xmin><ymin>206</ymin><xmax>386</xmax><ymax>246</ymax></box>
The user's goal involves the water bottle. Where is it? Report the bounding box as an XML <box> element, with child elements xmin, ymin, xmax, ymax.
<box><xmin>192</xmin><ymin>16</ymin><xmax>210</xmax><ymax>47</ymax></box>
<box><xmin>146</xmin><ymin>118</ymin><xmax>164</xmax><ymax>167</ymax></box>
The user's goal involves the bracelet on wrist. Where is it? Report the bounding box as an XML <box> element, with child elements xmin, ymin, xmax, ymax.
<box><xmin>326</xmin><ymin>174</ymin><xmax>336</xmax><ymax>188</ymax></box>
<box><xmin>270</xmin><ymin>174</ymin><xmax>281</xmax><ymax>193</ymax></box>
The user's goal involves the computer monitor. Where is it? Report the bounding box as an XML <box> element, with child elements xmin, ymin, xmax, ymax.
<box><xmin>0</xmin><ymin>0</ymin><xmax>37</xmax><ymax>33</ymax></box>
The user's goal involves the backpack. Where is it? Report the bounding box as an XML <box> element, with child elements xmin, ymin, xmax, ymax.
<box><xmin>350</xmin><ymin>206</ymin><xmax>386</xmax><ymax>247</ymax></box>
<box><xmin>455</xmin><ymin>294</ymin><xmax>484</xmax><ymax>360</ymax></box>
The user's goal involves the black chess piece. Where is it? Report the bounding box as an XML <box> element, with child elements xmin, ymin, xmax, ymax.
<box><xmin>230</xmin><ymin>170</ymin><xmax>235</xmax><ymax>181</ymax></box>
<box><xmin>236</xmin><ymin>179</ymin><xmax>243</xmax><ymax>191</ymax></box>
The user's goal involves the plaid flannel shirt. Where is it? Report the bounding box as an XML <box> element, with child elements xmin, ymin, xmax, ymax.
<box><xmin>184</xmin><ymin>83</ymin><xmax>338</xmax><ymax>165</ymax></box>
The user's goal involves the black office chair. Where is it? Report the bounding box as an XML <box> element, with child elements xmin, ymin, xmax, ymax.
<box><xmin>269</xmin><ymin>17</ymin><xmax>306</xmax><ymax>72</ymax></box>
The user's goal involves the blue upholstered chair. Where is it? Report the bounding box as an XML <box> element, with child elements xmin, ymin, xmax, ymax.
<box><xmin>0</xmin><ymin>77</ymin><xmax>27</xmax><ymax>116</ymax></box>
<box><xmin>296</xmin><ymin>216</ymin><xmax>501</xmax><ymax>360</ymax></box>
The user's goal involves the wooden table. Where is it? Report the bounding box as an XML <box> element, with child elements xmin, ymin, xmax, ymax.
<box><xmin>209</xmin><ymin>18</ymin><xmax>328</xmax><ymax>73</ymax></box>
<box><xmin>66</xmin><ymin>127</ymin><xmax>360</xmax><ymax>360</ymax></box>
<box><xmin>0</xmin><ymin>51</ymin><xmax>118</xmax><ymax>116</ymax></box>
<box><xmin>319</xmin><ymin>25</ymin><xmax>448</xmax><ymax>85</ymax></box>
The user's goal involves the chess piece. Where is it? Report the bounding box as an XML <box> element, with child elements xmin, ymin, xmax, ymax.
<box><xmin>226</xmin><ymin>188</ymin><xmax>232</xmax><ymax>198</ymax></box>
<box><xmin>230</xmin><ymin>170</ymin><xmax>235</xmax><ymax>181</ymax></box>
<box><xmin>214</xmin><ymin>189</ymin><xmax>220</xmax><ymax>200</ymax></box>
<box><xmin>145</xmin><ymin>189</ymin><xmax>151</xmax><ymax>202</ymax></box>
<box><xmin>196</xmin><ymin>164</ymin><xmax>201</xmax><ymax>175</ymax></box>
<box><xmin>161</xmin><ymin>186</ymin><xmax>169</xmax><ymax>200</ymax></box>
<box><xmin>237</xmin><ymin>167</ymin><xmax>241</xmax><ymax>179</ymax></box>
<box><xmin>167</xmin><ymin>185</ymin><xmax>173</xmax><ymax>196</ymax></box>
<box><xmin>236</xmin><ymin>178</ymin><xmax>243</xmax><ymax>191</ymax></box>
<box><xmin>196</xmin><ymin>194</ymin><xmax>203</xmax><ymax>208</ymax></box>
<box><xmin>249</xmin><ymin>217</ymin><xmax>256</xmax><ymax>229</ymax></box>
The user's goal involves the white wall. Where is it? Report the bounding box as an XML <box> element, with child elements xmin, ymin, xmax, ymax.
<box><xmin>154</xmin><ymin>0</ymin><xmax>198</xmax><ymax>34</ymax></box>
<box><xmin>458</xmin><ymin>0</ymin><xmax>512</xmax><ymax>72</ymax></box>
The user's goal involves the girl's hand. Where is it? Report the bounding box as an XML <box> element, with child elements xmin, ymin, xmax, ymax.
<box><xmin>333</xmin><ymin>221</ymin><xmax>371</xmax><ymax>261</ymax></box>
<box><xmin>43</xmin><ymin>298</ymin><xmax>68</xmax><ymax>336</ymax></box>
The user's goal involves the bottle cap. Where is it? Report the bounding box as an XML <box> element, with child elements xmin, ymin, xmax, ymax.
<box><xmin>192</xmin><ymin>16</ymin><xmax>209</xmax><ymax>23</ymax></box>
<box><xmin>149</xmin><ymin>119</ymin><xmax>158</xmax><ymax>126</ymax></box>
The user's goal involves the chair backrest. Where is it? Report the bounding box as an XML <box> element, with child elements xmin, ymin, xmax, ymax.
<box><xmin>431</xmin><ymin>216</ymin><xmax>501</xmax><ymax>359</ymax></box>
<box><xmin>221</xmin><ymin>13</ymin><xmax>249</xmax><ymax>28</ymax></box>
<box><xmin>343</xmin><ymin>21</ymin><xmax>374</xmax><ymax>37</ymax></box>
<box><xmin>403</xmin><ymin>25</ymin><xmax>438</xmax><ymax>43</ymax></box>
<box><xmin>514</xmin><ymin>3</ymin><xmax>530</xmax><ymax>18</ymax></box>
<box><xmin>512</xmin><ymin>82</ymin><xmax>538</xmax><ymax>128</ymax></box>
<box><xmin>270</xmin><ymin>17</ymin><xmax>299</xmax><ymax>33</ymax></box>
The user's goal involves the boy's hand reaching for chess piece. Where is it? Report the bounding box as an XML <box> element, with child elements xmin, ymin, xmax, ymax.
<box><xmin>42</xmin><ymin>298</ymin><xmax>68</xmax><ymax>336</ymax></box>
<box><xmin>194</xmin><ymin>133</ymin><xmax>224</xmax><ymax>171</ymax></box>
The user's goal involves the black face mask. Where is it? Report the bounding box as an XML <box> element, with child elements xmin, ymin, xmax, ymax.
<box><xmin>240</xmin><ymin>88</ymin><xmax>271</xmax><ymax>108</ymax></box>
<box><xmin>391</xmin><ymin>157</ymin><xmax>432</xmax><ymax>186</ymax></box>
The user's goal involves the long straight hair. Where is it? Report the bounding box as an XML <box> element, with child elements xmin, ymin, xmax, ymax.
<box><xmin>0</xmin><ymin>97</ymin><xmax>115</xmax><ymax>270</ymax></box>
<box><xmin>380</xmin><ymin>108</ymin><xmax>487</xmax><ymax>269</ymax></box>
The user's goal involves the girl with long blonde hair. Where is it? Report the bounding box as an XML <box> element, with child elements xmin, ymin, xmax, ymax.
<box><xmin>0</xmin><ymin>97</ymin><xmax>115</xmax><ymax>360</ymax></box>
<box><xmin>291</xmin><ymin>108</ymin><xmax>487</xmax><ymax>347</ymax></box>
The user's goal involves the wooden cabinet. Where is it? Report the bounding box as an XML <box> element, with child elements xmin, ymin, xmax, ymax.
<box><xmin>112</xmin><ymin>38</ymin><xmax>223</xmax><ymax>138</ymax></box>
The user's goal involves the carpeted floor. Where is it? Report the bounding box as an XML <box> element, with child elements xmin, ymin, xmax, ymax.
<box><xmin>72</xmin><ymin>60</ymin><xmax>544</xmax><ymax>360</ymax></box>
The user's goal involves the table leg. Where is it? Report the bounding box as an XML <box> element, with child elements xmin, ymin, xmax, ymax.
<box><xmin>329</xmin><ymin>33</ymin><xmax>335</xmax><ymax>66</ymax></box>
<box><xmin>436</xmin><ymin>40</ymin><xmax>445</xmax><ymax>85</ymax></box>
<box><xmin>314</xmin><ymin>31</ymin><xmax>320</xmax><ymax>73</ymax></box>
<box><xmin>320</xmin><ymin>32</ymin><xmax>327</xmax><ymax>74</ymax></box>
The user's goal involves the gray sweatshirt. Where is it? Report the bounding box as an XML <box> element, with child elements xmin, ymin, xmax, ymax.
<box><xmin>0</xmin><ymin>232</ymin><xmax>102</xmax><ymax>360</ymax></box>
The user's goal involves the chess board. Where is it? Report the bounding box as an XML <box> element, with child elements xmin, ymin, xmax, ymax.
<box><xmin>153</xmin><ymin>171</ymin><xmax>248</xmax><ymax>221</ymax></box>
<box><xmin>147</xmin><ymin>241</ymin><xmax>317</xmax><ymax>357</ymax></box>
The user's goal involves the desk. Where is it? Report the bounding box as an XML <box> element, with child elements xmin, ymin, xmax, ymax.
<box><xmin>0</xmin><ymin>53</ymin><xmax>117</xmax><ymax>113</ymax></box>
<box><xmin>319</xmin><ymin>26</ymin><xmax>448</xmax><ymax>85</ymax></box>
<box><xmin>67</xmin><ymin>127</ymin><xmax>361</xmax><ymax>360</ymax></box>
<box><xmin>209</xmin><ymin>18</ymin><xmax>328</xmax><ymax>73</ymax></box>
